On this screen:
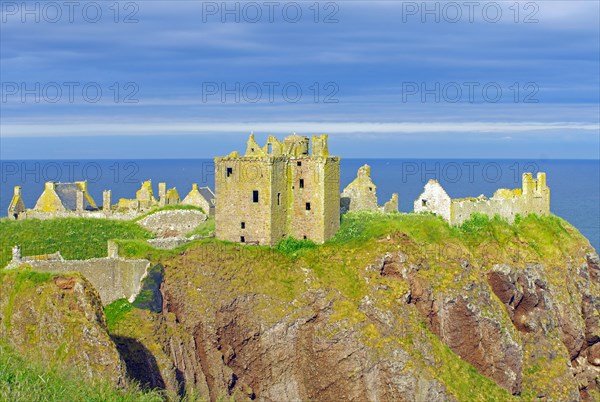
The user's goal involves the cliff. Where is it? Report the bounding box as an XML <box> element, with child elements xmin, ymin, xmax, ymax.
<box><xmin>112</xmin><ymin>212</ymin><xmax>599</xmax><ymax>401</ymax></box>
<box><xmin>0</xmin><ymin>269</ymin><xmax>125</xmax><ymax>384</ymax></box>
<box><xmin>1</xmin><ymin>212</ymin><xmax>599</xmax><ymax>401</ymax></box>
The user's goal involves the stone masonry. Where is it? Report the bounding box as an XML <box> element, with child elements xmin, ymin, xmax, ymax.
<box><xmin>9</xmin><ymin>180</ymin><xmax>215</xmax><ymax>221</ymax></box>
<box><xmin>341</xmin><ymin>164</ymin><xmax>398</xmax><ymax>214</ymax></box>
<box><xmin>414</xmin><ymin>172</ymin><xmax>550</xmax><ymax>225</ymax></box>
<box><xmin>215</xmin><ymin>134</ymin><xmax>340</xmax><ymax>245</ymax></box>
<box><xmin>6</xmin><ymin>242</ymin><xmax>150</xmax><ymax>305</ymax></box>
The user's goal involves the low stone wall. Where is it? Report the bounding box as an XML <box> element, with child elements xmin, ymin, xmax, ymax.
<box><xmin>138</xmin><ymin>209</ymin><xmax>207</xmax><ymax>237</ymax></box>
<box><xmin>19</xmin><ymin>210</ymin><xmax>140</xmax><ymax>221</ymax></box>
<box><xmin>12</xmin><ymin>257</ymin><xmax>150</xmax><ymax>305</ymax></box>
<box><xmin>450</xmin><ymin>196</ymin><xmax>549</xmax><ymax>225</ymax></box>
<box><xmin>147</xmin><ymin>237</ymin><xmax>191</xmax><ymax>249</ymax></box>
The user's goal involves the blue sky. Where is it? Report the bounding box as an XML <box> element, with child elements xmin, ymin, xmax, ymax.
<box><xmin>1</xmin><ymin>0</ymin><xmax>599</xmax><ymax>159</ymax></box>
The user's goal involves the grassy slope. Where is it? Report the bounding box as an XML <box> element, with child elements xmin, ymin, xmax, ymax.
<box><xmin>0</xmin><ymin>217</ymin><xmax>153</xmax><ymax>268</ymax></box>
<box><xmin>0</xmin><ymin>342</ymin><xmax>162</xmax><ymax>402</ymax></box>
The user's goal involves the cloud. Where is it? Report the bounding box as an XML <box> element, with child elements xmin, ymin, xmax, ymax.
<box><xmin>2</xmin><ymin>121</ymin><xmax>598</xmax><ymax>137</ymax></box>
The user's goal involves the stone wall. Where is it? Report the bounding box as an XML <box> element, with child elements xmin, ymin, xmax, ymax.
<box><xmin>17</xmin><ymin>210</ymin><xmax>140</xmax><ymax>221</ymax></box>
<box><xmin>137</xmin><ymin>209</ymin><xmax>207</xmax><ymax>237</ymax></box>
<box><xmin>341</xmin><ymin>164</ymin><xmax>378</xmax><ymax>213</ymax></box>
<box><xmin>414</xmin><ymin>173</ymin><xmax>550</xmax><ymax>225</ymax></box>
<box><xmin>342</xmin><ymin>165</ymin><xmax>398</xmax><ymax>215</ymax></box>
<box><xmin>7</xmin><ymin>242</ymin><xmax>150</xmax><ymax>305</ymax></box>
<box><xmin>216</xmin><ymin>156</ymin><xmax>276</xmax><ymax>245</ymax></box>
<box><xmin>9</xmin><ymin>257</ymin><xmax>150</xmax><ymax>305</ymax></box>
<box><xmin>413</xmin><ymin>180</ymin><xmax>452</xmax><ymax>222</ymax></box>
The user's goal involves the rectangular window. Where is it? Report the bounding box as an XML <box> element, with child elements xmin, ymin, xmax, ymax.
<box><xmin>299</xmin><ymin>179</ymin><xmax>304</xmax><ymax>188</ymax></box>
<box><xmin>303</xmin><ymin>235</ymin><xmax>307</xmax><ymax>240</ymax></box>
<box><xmin>241</xmin><ymin>222</ymin><xmax>245</xmax><ymax>229</ymax></box>
<box><xmin>253</xmin><ymin>190</ymin><xmax>259</xmax><ymax>203</ymax></box>
<box><xmin>305</xmin><ymin>202</ymin><xmax>311</xmax><ymax>211</ymax></box>
<box><xmin>297</xmin><ymin>161</ymin><xmax>302</xmax><ymax>166</ymax></box>
<box><xmin>240</xmin><ymin>236</ymin><xmax>245</xmax><ymax>243</ymax></box>
<box><xmin>226</xmin><ymin>167</ymin><xmax>233</xmax><ymax>177</ymax></box>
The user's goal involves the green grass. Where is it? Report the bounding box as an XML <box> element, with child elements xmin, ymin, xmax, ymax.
<box><xmin>329</xmin><ymin>210</ymin><xmax>587</xmax><ymax>261</ymax></box>
<box><xmin>275</xmin><ymin>236</ymin><xmax>317</xmax><ymax>258</ymax></box>
<box><xmin>0</xmin><ymin>218</ymin><xmax>153</xmax><ymax>268</ymax></box>
<box><xmin>186</xmin><ymin>216</ymin><xmax>215</xmax><ymax>237</ymax></box>
<box><xmin>0</xmin><ymin>342</ymin><xmax>163</xmax><ymax>401</ymax></box>
<box><xmin>104</xmin><ymin>298</ymin><xmax>135</xmax><ymax>331</ymax></box>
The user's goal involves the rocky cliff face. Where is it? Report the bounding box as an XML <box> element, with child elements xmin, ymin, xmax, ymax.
<box><xmin>0</xmin><ymin>270</ymin><xmax>125</xmax><ymax>384</ymax></box>
<box><xmin>148</xmin><ymin>215</ymin><xmax>600</xmax><ymax>401</ymax></box>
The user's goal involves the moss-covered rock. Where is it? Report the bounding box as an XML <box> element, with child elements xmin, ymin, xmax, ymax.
<box><xmin>0</xmin><ymin>268</ymin><xmax>125</xmax><ymax>384</ymax></box>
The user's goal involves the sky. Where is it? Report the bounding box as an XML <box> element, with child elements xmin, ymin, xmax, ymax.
<box><xmin>0</xmin><ymin>0</ymin><xmax>599</xmax><ymax>159</ymax></box>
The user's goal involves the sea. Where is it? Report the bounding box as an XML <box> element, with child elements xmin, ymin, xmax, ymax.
<box><xmin>1</xmin><ymin>159</ymin><xmax>598</xmax><ymax>251</ymax></box>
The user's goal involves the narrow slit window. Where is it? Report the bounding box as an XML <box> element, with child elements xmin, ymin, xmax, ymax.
<box><xmin>240</xmin><ymin>236</ymin><xmax>245</xmax><ymax>243</ymax></box>
<box><xmin>277</xmin><ymin>193</ymin><xmax>281</xmax><ymax>205</ymax></box>
<box><xmin>299</xmin><ymin>179</ymin><xmax>304</xmax><ymax>189</ymax></box>
<box><xmin>422</xmin><ymin>199</ymin><xmax>427</xmax><ymax>207</ymax></box>
<box><xmin>305</xmin><ymin>202</ymin><xmax>311</xmax><ymax>211</ymax></box>
<box><xmin>241</xmin><ymin>222</ymin><xmax>245</xmax><ymax>229</ymax></box>
<box><xmin>253</xmin><ymin>190</ymin><xmax>259</xmax><ymax>203</ymax></box>
<box><xmin>303</xmin><ymin>235</ymin><xmax>307</xmax><ymax>240</ymax></box>
<box><xmin>226</xmin><ymin>167</ymin><xmax>233</xmax><ymax>177</ymax></box>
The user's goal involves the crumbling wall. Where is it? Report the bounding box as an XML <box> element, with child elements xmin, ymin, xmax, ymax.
<box><xmin>341</xmin><ymin>164</ymin><xmax>378</xmax><ymax>213</ymax></box>
<box><xmin>415</xmin><ymin>173</ymin><xmax>550</xmax><ymax>225</ymax></box>
<box><xmin>383</xmin><ymin>193</ymin><xmax>399</xmax><ymax>213</ymax></box>
<box><xmin>413</xmin><ymin>180</ymin><xmax>452</xmax><ymax>221</ymax></box>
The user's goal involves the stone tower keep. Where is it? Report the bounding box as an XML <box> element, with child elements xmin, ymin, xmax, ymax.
<box><xmin>215</xmin><ymin>134</ymin><xmax>340</xmax><ymax>245</ymax></box>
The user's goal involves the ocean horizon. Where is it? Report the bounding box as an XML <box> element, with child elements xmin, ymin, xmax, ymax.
<box><xmin>2</xmin><ymin>158</ymin><xmax>598</xmax><ymax>251</ymax></box>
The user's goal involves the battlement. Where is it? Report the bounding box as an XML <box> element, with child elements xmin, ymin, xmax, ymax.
<box><xmin>221</xmin><ymin>133</ymin><xmax>332</xmax><ymax>161</ymax></box>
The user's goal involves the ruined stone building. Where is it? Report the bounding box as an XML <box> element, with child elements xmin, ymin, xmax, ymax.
<box><xmin>215</xmin><ymin>134</ymin><xmax>340</xmax><ymax>245</ymax></box>
<box><xmin>8</xmin><ymin>181</ymin><xmax>100</xmax><ymax>220</ymax></box>
<box><xmin>414</xmin><ymin>172</ymin><xmax>550</xmax><ymax>225</ymax></box>
<box><xmin>34</xmin><ymin>181</ymin><xmax>99</xmax><ymax>213</ymax></box>
<box><xmin>182</xmin><ymin>184</ymin><xmax>216</xmax><ymax>216</ymax></box>
<box><xmin>115</xmin><ymin>180</ymin><xmax>213</xmax><ymax>213</ymax></box>
<box><xmin>7</xmin><ymin>186</ymin><xmax>26</xmax><ymax>219</ymax></box>
<box><xmin>341</xmin><ymin>164</ymin><xmax>398</xmax><ymax>214</ymax></box>
<box><xmin>8</xmin><ymin>180</ymin><xmax>215</xmax><ymax>220</ymax></box>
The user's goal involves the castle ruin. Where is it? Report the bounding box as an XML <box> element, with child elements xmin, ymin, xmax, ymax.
<box><xmin>215</xmin><ymin>134</ymin><xmax>340</xmax><ymax>245</ymax></box>
<box><xmin>341</xmin><ymin>164</ymin><xmax>398</xmax><ymax>214</ymax></box>
<box><xmin>414</xmin><ymin>172</ymin><xmax>550</xmax><ymax>225</ymax></box>
<box><xmin>8</xmin><ymin>180</ymin><xmax>215</xmax><ymax>220</ymax></box>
